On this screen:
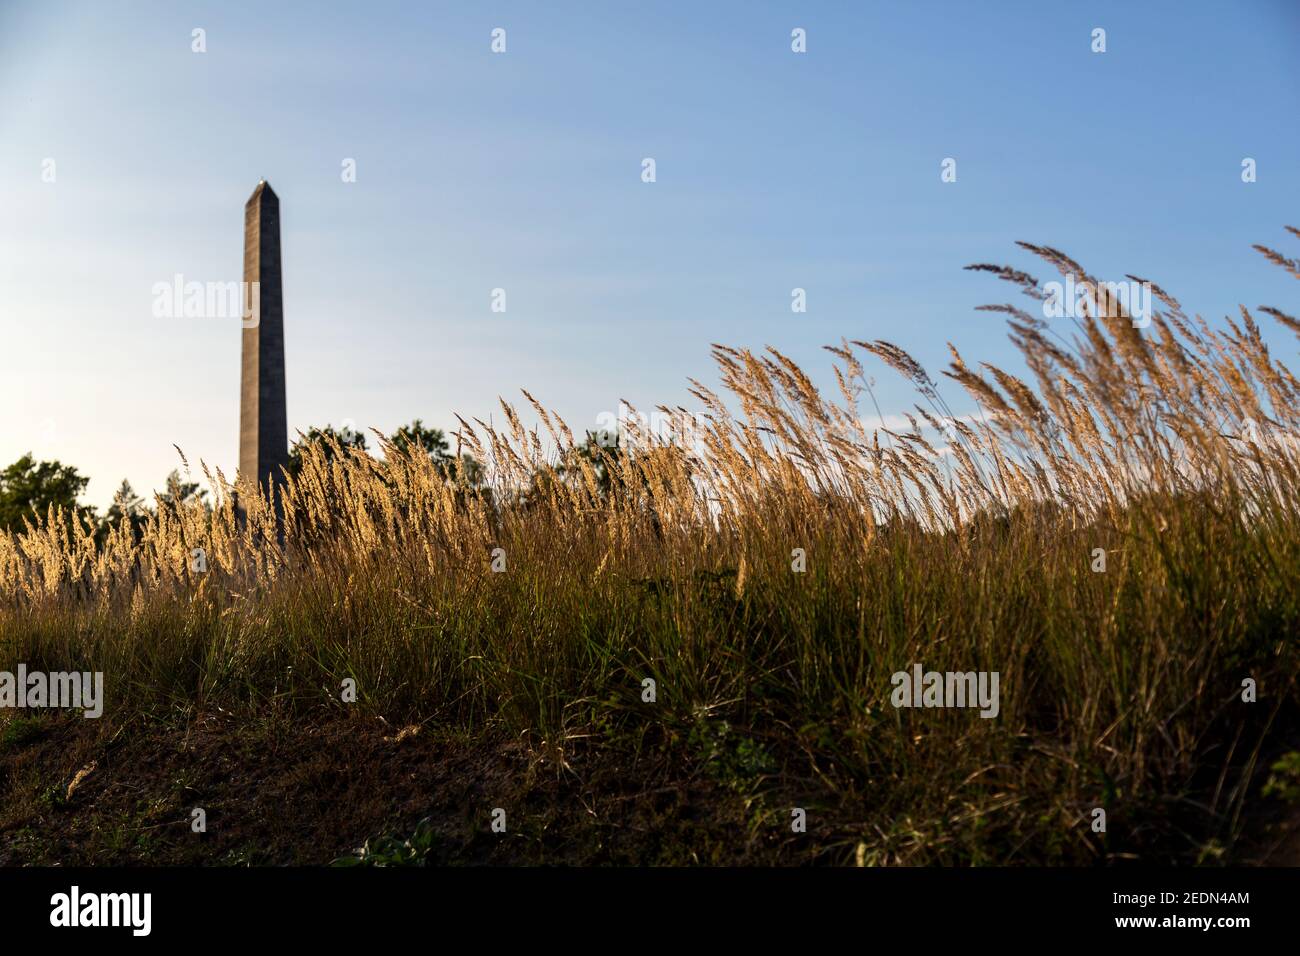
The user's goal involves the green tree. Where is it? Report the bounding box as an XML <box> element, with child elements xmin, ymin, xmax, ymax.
<box><xmin>443</xmin><ymin>453</ymin><xmax>486</xmax><ymax>488</ymax></box>
<box><xmin>565</xmin><ymin>429</ymin><xmax>622</xmax><ymax>498</ymax></box>
<box><xmin>102</xmin><ymin>479</ymin><xmax>149</xmax><ymax>539</ymax></box>
<box><xmin>156</xmin><ymin>470</ymin><xmax>208</xmax><ymax>510</ymax></box>
<box><xmin>390</xmin><ymin>419</ymin><xmax>450</xmax><ymax>460</ymax></box>
<box><xmin>287</xmin><ymin>425</ymin><xmax>369</xmax><ymax>478</ymax></box>
<box><xmin>0</xmin><ymin>453</ymin><xmax>93</xmax><ymax>532</ymax></box>
<box><xmin>390</xmin><ymin>419</ymin><xmax>485</xmax><ymax>489</ymax></box>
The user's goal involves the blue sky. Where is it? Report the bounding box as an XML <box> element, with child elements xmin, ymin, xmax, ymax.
<box><xmin>1</xmin><ymin>0</ymin><xmax>1298</xmax><ymax>508</ymax></box>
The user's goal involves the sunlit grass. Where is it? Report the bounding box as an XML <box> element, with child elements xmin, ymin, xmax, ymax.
<box><xmin>2</xmin><ymin>228</ymin><xmax>1299</xmax><ymax>863</ymax></box>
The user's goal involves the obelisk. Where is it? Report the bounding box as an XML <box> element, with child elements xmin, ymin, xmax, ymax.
<box><xmin>239</xmin><ymin>180</ymin><xmax>289</xmax><ymax>496</ymax></box>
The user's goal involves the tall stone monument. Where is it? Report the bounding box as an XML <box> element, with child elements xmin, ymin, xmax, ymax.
<box><xmin>239</xmin><ymin>181</ymin><xmax>289</xmax><ymax>495</ymax></box>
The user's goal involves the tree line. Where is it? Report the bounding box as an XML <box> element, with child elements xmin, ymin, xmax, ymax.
<box><xmin>0</xmin><ymin>419</ymin><xmax>627</xmax><ymax>536</ymax></box>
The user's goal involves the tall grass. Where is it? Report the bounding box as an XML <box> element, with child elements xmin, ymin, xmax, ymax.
<box><xmin>3</xmin><ymin>228</ymin><xmax>1300</xmax><ymax>862</ymax></box>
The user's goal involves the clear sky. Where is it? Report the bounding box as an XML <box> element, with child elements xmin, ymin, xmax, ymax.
<box><xmin>1</xmin><ymin>0</ymin><xmax>1298</xmax><ymax>509</ymax></box>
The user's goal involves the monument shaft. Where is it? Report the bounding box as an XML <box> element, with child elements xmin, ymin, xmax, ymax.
<box><xmin>239</xmin><ymin>182</ymin><xmax>288</xmax><ymax>493</ymax></box>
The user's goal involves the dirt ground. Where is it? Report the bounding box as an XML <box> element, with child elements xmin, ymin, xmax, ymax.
<box><xmin>1</xmin><ymin>710</ymin><xmax>1296</xmax><ymax>866</ymax></box>
<box><xmin>0</xmin><ymin>710</ymin><xmax>799</xmax><ymax>866</ymax></box>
